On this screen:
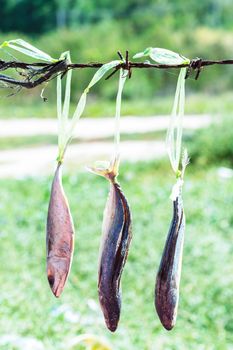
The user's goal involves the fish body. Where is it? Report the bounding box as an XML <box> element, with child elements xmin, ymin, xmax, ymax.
<box><xmin>46</xmin><ymin>163</ymin><xmax>75</xmax><ymax>297</ymax></box>
<box><xmin>155</xmin><ymin>191</ymin><xmax>185</xmax><ymax>330</ymax></box>
<box><xmin>90</xmin><ymin>158</ymin><xmax>132</xmax><ymax>332</ymax></box>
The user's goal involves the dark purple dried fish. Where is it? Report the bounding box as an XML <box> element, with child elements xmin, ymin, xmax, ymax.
<box><xmin>46</xmin><ymin>162</ymin><xmax>75</xmax><ymax>298</ymax></box>
<box><xmin>155</xmin><ymin>189</ymin><xmax>185</xmax><ymax>330</ymax></box>
<box><xmin>90</xmin><ymin>158</ymin><xmax>132</xmax><ymax>332</ymax></box>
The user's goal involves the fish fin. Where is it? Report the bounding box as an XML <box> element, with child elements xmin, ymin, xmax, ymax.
<box><xmin>87</xmin><ymin>155</ymin><xmax>120</xmax><ymax>181</ymax></box>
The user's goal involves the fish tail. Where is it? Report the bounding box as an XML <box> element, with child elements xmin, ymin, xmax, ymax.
<box><xmin>87</xmin><ymin>155</ymin><xmax>120</xmax><ymax>181</ymax></box>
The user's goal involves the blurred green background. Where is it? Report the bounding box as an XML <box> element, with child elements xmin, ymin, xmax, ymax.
<box><xmin>0</xmin><ymin>1</ymin><xmax>233</xmax><ymax>350</ymax></box>
<box><xmin>1</xmin><ymin>0</ymin><xmax>233</xmax><ymax>117</ymax></box>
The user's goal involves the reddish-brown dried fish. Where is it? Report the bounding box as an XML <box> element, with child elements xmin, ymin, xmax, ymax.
<box><xmin>90</xmin><ymin>158</ymin><xmax>132</xmax><ymax>332</ymax></box>
<box><xmin>46</xmin><ymin>162</ymin><xmax>75</xmax><ymax>298</ymax></box>
<box><xmin>155</xmin><ymin>190</ymin><xmax>185</xmax><ymax>330</ymax></box>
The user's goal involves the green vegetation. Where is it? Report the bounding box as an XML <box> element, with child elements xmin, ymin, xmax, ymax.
<box><xmin>0</xmin><ymin>2</ymin><xmax>232</xmax><ymax>348</ymax></box>
<box><xmin>0</xmin><ymin>135</ymin><xmax>57</xmax><ymax>150</ymax></box>
<box><xmin>187</xmin><ymin>116</ymin><xmax>233</xmax><ymax>166</ymax></box>
<box><xmin>1</xmin><ymin>92</ymin><xmax>233</xmax><ymax>120</ymax></box>
<box><xmin>0</xmin><ymin>161</ymin><xmax>232</xmax><ymax>349</ymax></box>
<box><xmin>1</xmin><ymin>1</ymin><xmax>233</xmax><ymax>34</ymax></box>
<box><xmin>1</xmin><ymin>24</ymin><xmax>233</xmax><ymax>107</ymax></box>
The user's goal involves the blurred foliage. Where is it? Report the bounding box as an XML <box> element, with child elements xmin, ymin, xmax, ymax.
<box><xmin>1</xmin><ymin>92</ymin><xmax>233</xmax><ymax>120</ymax></box>
<box><xmin>1</xmin><ymin>24</ymin><xmax>233</xmax><ymax>104</ymax></box>
<box><xmin>1</xmin><ymin>0</ymin><xmax>233</xmax><ymax>33</ymax></box>
<box><xmin>1</xmin><ymin>0</ymin><xmax>233</xmax><ymax>106</ymax></box>
<box><xmin>187</xmin><ymin>116</ymin><xmax>233</xmax><ymax>166</ymax></box>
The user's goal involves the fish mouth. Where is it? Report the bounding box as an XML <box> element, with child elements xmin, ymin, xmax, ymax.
<box><xmin>47</xmin><ymin>273</ymin><xmax>64</xmax><ymax>298</ymax></box>
<box><xmin>47</xmin><ymin>264</ymin><xmax>67</xmax><ymax>298</ymax></box>
<box><xmin>163</xmin><ymin>321</ymin><xmax>175</xmax><ymax>331</ymax></box>
<box><xmin>48</xmin><ymin>274</ymin><xmax>55</xmax><ymax>289</ymax></box>
<box><xmin>104</xmin><ymin>309</ymin><xmax>120</xmax><ymax>333</ymax></box>
<box><xmin>99</xmin><ymin>288</ymin><xmax>120</xmax><ymax>332</ymax></box>
<box><xmin>155</xmin><ymin>300</ymin><xmax>176</xmax><ymax>331</ymax></box>
<box><xmin>107</xmin><ymin>322</ymin><xmax>118</xmax><ymax>333</ymax></box>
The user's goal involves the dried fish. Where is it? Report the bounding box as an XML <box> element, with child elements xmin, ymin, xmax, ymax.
<box><xmin>46</xmin><ymin>56</ymin><xmax>120</xmax><ymax>297</ymax></box>
<box><xmin>90</xmin><ymin>158</ymin><xmax>132</xmax><ymax>332</ymax></box>
<box><xmin>155</xmin><ymin>187</ymin><xmax>185</xmax><ymax>330</ymax></box>
<box><xmin>154</xmin><ymin>67</ymin><xmax>188</xmax><ymax>330</ymax></box>
<box><xmin>46</xmin><ymin>162</ymin><xmax>74</xmax><ymax>297</ymax></box>
<box><xmin>88</xmin><ymin>68</ymin><xmax>130</xmax><ymax>331</ymax></box>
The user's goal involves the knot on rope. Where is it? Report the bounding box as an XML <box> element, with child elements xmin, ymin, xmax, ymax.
<box><xmin>105</xmin><ymin>51</ymin><xmax>131</xmax><ymax>80</ymax></box>
<box><xmin>185</xmin><ymin>57</ymin><xmax>203</xmax><ymax>80</ymax></box>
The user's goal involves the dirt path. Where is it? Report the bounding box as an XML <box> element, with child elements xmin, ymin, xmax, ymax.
<box><xmin>0</xmin><ymin>140</ymin><xmax>166</xmax><ymax>178</ymax></box>
<box><xmin>0</xmin><ymin>115</ymin><xmax>211</xmax><ymax>139</ymax></box>
<box><xmin>0</xmin><ymin>115</ymin><xmax>211</xmax><ymax>178</ymax></box>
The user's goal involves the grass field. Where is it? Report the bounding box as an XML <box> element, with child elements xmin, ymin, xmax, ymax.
<box><xmin>1</xmin><ymin>91</ymin><xmax>233</xmax><ymax>119</ymax></box>
<box><xmin>0</xmin><ymin>161</ymin><xmax>232</xmax><ymax>349</ymax></box>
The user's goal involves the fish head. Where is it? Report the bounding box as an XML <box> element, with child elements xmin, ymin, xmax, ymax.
<box><xmin>47</xmin><ymin>256</ymin><xmax>70</xmax><ymax>298</ymax></box>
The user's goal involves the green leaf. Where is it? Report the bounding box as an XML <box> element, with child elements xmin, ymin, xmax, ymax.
<box><xmin>133</xmin><ymin>47</ymin><xmax>190</xmax><ymax>65</ymax></box>
<box><xmin>166</xmin><ymin>67</ymin><xmax>187</xmax><ymax>174</ymax></box>
<box><xmin>0</xmin><ymin>39</ymin><xmax>57</xmax><ymax>62</ymax></box>
<box><xmin>57</xmin><ymin>60</ymin><xmax>122</xmax><ymax>161</ymax></box>
<box><xmin>113</xmin><ymin>69</ymin><xmax>127</xmax><ymax>159</ymax></box>
<box><xmin>85</xmin><ymin>60</ymin><xmax>121</xmax><ymax>93</ymax></box>
<box><xmin>68</xmin><ymin>60</ymin><xmax>121</xmax><ymax>139</ymax></box>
